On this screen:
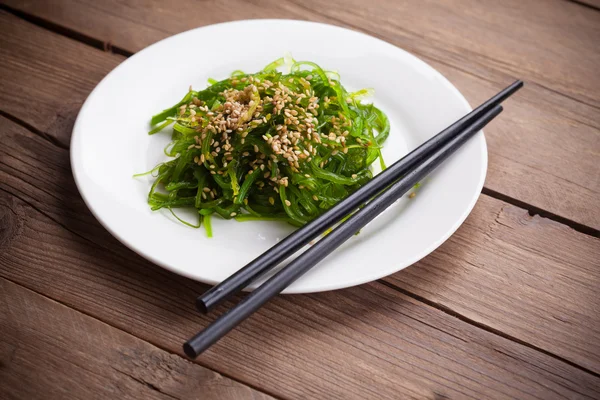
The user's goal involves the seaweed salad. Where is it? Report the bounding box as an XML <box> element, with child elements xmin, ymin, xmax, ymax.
<box><xmin>141</xmin><ymin>56</ymin><xmax>390</xmax><ymax>236</ymax></box>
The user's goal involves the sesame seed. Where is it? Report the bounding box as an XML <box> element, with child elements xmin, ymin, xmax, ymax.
<box><xmin>284</xmin><ymin>200</ymin><xmax>291</xmax><ymax>207</ymax></box>
<box><xmin>230</xmin><ymin>212</ymin><xmax>237</xmax><ymax>217</ymax></box>
<box><xmin>269</xmin><ymin>197</ymin><xmax>275</xmax><ymax>205</ymax></box>
<box><xmin>409</xmin><ymin>192</ymin><xmax>416</xmax><ymax>199</ymax></box>
<box><xmin>352</xmin><ymin>174</ymin><xmax>358</xmax><ymax>179</ymax></box>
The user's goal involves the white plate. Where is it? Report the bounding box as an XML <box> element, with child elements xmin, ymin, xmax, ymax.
<box><xmin>71</xmin><ymin>20</ymin><xmax>486</xmax><ymax>293</ymax></box>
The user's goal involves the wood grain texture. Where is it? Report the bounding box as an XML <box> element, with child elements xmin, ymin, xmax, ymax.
<box><xmin>1</xmin><ymin>114</ymin><xmax>600</xmax><ymax>397</ymax></box>
<box><xmin>5</xmin><ymin>0</ymin><xmax>599</xmax><ymax>108</ymax></box>
<box><xmin>0</xmin><ymin>9</ymin><xmax>599</xmax><ymax>372</ymax></box>
<box><xmin>1</xmin><ymin>178</ymin><xmax>599</xmax><ymax>399</ymax></box>
<box><xmin>1</xmin><ymin>4</ymin><xmax>600</xmax><ymax>398</ymax></box>
<box><xmin>0</xmin><ymin>279</ymin><xmax>273</xmax><ymax>400</ymax></box>
<box><xmin>1</xmin><ymin>4</ymin><xmax>599</xmax><ymax>231</ymax></box>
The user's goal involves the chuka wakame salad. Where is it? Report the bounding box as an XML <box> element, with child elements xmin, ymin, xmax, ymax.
<box><xmin>140</xmin><ymin>56</ymin><xmax>390</xmax><ymax>237</ymax></box>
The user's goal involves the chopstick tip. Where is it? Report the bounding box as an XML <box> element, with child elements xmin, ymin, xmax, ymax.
<box><xmin>196</xmin><ymin>297</ymin><xmax>209</xmax><ymax>314</ymax></box>
<box><xmin>183</xmin><ymin>342</ymin><xmax>199</xmax><ymax>359</ymax></box>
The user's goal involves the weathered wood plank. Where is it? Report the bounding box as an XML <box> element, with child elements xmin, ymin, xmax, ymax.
<box><xmin>5</xmin><ymin>0</ymin><xmax>599</xmax><ymax>109</ymax></box>
<box><xmin>2</xmin><ymin>113</ymin><xmax>600</xmax><ymax>395</ymax></box>
<box><xmin>0</xmin><ymin>279</ymin><xmax>274</xmax><ymax>400</ymax></box>
<box><xmin>1</xmin><ymin>9</ymin><xmax>600</xmax><ymax>371</ymax></box>
<box><xmin>0</xmin><ymin>7</ymin><xmax>598</xmax><ymax>230</ymax></box>
<box><xmin>3</xmin><ymin>0</ymin><xmax>600</xmax><ymax>119</ymax></box>
<box><xmin>1</xmin><ymin>177</ymin><xmax>599</xmax><ymax>399</ymax></box>
<box><xmin>0</xmin><ymin>9</ymin><xmax>124</xmax><ymax>149</ymax></box>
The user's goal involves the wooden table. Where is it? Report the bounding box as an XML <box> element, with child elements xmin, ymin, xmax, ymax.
<box><xmin>1</xmin><ymin>1</ymin><xmax>599</xmax><ymax>398</ymax></box>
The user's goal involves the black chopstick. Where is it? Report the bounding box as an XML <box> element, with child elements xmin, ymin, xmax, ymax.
<box><xmin>197</xmin><ymin>80</ymin><xmax>523</xmax><ymax>313</ymax></box>
<box><xmin>184</xmin><ymin>104</ymin><xmax>504</xmax><ymax>358</ymax></box>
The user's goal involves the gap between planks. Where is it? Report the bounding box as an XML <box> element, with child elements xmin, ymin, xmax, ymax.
<box><xmin>1</xmin><ymin>3</ymin><xmax>599</xmax><ymax>381</ymax></box>
<box><xmin>0</xmin><ymin>3</ymin><xmax>133</xmax><ymax>57</ymax></box>
<box><xmin>0</xmin><ymin>273</ymin><xmax>284</xmax><ymax>400</ymax></box>
<box><xmin>2</xmin><ymin>100</ymin><xmax>597</xmax><ymax>240</ymax></box>
<box><xmin>1</xmin><ymin>6</ymin><xmax>599</xmax><ymax>375</ymax></box>
<box><xmin>1</xmin><ymin>2</ymin><xmax>598</xmax><ymax>239</ymax></box>
<box><xmin>2</xmin><ymin>114</ymin><xmax>600</xmax><ymax>394</ymax></box>
<box><xmin>0</xmin><ymin>129</ymin><xmax>598</xmax><ymax>382</ymax></box>
<box><xmin>567</xmin><ymin>0</ymin><xmax>600</xmax><ymax>12</ymax></box>
<box><xmin>376</xmin><ymin>279</ymin><xmax>600</xmax><ymax>379</ymax></box>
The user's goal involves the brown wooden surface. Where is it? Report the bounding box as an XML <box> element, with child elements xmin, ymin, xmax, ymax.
<box><xmin>1</xmin><ymin>9</ymin><xmax>600</xmax><ymax>371</ymax></box>
<box><xmin>1</xmin><ymin>1</ymin><xmax>599</xmax><ymax>399</ymax></box>
<box><xmin>3</xmin><ymin>0</ymin><xmax>600</xmax><ymax>230</ymax></box>
<box><xmin>0</xmin><ymin>279</ymin><xmax>273</xmax><ymax>400</ymax></box>
<box><xmin>1</xmin><ymin>172</ymin><xmax>599</xmax><ymax>399</ymax></box>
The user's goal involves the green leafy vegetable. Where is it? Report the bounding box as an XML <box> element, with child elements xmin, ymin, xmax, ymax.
<box><xmin>141</xmin><ymin>57</ymin><xmax>390</xmax><ymax>236</ymax></box>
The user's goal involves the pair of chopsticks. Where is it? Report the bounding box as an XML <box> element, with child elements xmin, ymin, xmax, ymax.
<box><xmin>184</xmin><ymin>80</ymin><xmax>523</xmax><ymax>358</ymax></box>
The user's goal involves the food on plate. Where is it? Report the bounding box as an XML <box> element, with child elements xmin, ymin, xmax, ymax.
<box><xmin>142</xmin><ymin>56</ymin><xmax>389</xmax><ymax>236</ymax></box>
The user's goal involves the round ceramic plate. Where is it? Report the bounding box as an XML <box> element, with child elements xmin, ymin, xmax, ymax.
<box><xmin>71</xmin><ymin>20</ymin><xmax>486</xmax><ymax>293</ymax></box>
